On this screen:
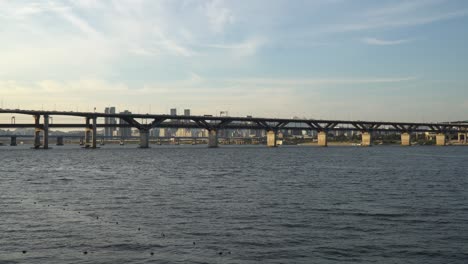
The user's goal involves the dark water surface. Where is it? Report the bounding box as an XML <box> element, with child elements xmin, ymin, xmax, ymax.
<box><xmin>1</xmin><ymin>145</ymin><xmax>467</xmax><ymax>263</ymax></box>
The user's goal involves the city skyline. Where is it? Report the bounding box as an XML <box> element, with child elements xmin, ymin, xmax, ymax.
<box><xmin>1</xmin><ymin>0</ymin><xmax>468</xmax><ymax>122</ymax></box>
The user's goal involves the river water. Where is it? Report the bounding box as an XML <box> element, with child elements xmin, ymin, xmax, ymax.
<box><xmin>0</xmin><ymin>145</ymin><xmax>467</xmax><ymax>263</ymax></box>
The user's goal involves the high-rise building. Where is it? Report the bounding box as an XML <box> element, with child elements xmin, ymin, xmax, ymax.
<box><xmin>167</xmin><ymin>108</ymin><xmax>178</xmax><ymax>137</ymax></box>
<box><xmin>183</xmin><ymin>109</ymin><xmax>191</xmax><ymax>134</ymax></box>
<box><xmin>150</xmin><ymin>128</ymin><xmax>159</xmax><ymax>137</ymax></box>
<box><xmin>104</xmin><ymin>107</ymin><xmax>116</xmax><ymax>137</ymax></box>
<box><xmin>176</xmin><ymin>128</ymin><xmax>192</xmax><ymax>137</ymax></box>
<box><xmin>118</xmin><ymin>110</ymin><xmax>132</xmax><ymax>138</ymax></box>
<box><xmin>159</xmin><ymin>128</ymin><xmax>166</xmax><ymax>137</ymax></box>
<box><xmin>246</xmin><ymin>115</ymin><xmax>254</xmax><ymax>137</ymax></box>
<box><xmin>256</xmin><ymin>129</ymin><xmax>265</xmax><ymax>138</ymax></box>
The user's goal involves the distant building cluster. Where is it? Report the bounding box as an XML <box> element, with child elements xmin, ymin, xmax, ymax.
<box><xmin>156</xmin><ymin>108</ymin><xmax>207</xmax><ymax>138</ymax></box>
<box><xmin>102</xmin><ymin>106</ymin><xmax>270</xmax><ymax>139</ymax></box>
<box><xmin>99</xmin><ymin>107</ymin><xmax>444</xmax><ymax>141</ymax></box>
<box><xmin>104</xmin><ymin>107</ymin><xmax>133</xmax><ymax>138</ymax></box>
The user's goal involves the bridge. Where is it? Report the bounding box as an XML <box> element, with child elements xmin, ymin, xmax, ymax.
<box><xmin>1</xmin><ymin>109</ymin><xmax>467</xmax><ymax>149</ymax></box>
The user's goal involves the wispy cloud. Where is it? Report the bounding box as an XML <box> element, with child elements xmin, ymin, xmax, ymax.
<box><xmin>324</xmin><ymin>0</ymin><xmax>468</xmax><ymax>34</ymax></box>
<box><xmin>366</xmin><ymin>0</ymin><xmax>446</xmax><ymax>17</ymax></box>
<box><xmin>362</xmin><ymin>37</ymin><xmax>412</xmax><ymax>46</ymax></box>
<box><xmin>206</xmin><ymin>37</ymin><xmax>266</xmax><ymax>56</ymax></box>
<box><xmin>153</xmin><ymin>32</ymin><xmax>196</xmax><ymax>57</ymax></box>
<box><xmin>128</xmin><ymin>47</ymin><xmax>158</xmax><ymax>56</ymax></box>
<box><xmin>49</xmin><ymin>3</ymin><xmax>100</xmax><ymax>37</ymax></box>
<box><xmin>11</xmin><ymin>3</ymin><xmax>46</xmax><ymax>18</ymax></box>
<box><xmin>0</xmin><ymin>75</ymin><xmax>416</xmax><ymax>96</ymax></box>
<box><xmin>327</xmin><ymin>9</ymin><xmax>468</xmax><ymax>33</ymax></box>
<box><xmin>0</xmin><ymin>77</ymin><xmax>303</xmax><ymax>117</ymax></box>
<box><xmin>225</xmin><ymin>76</ymin><xmax>418</xmax><ymax>86</ymax></box>
<box><xmin>71</xmin><ymin>0</ymin><xmax>104</xmax><ymax>10</ymax></box>
<box><xmin>202</xmin><ymin>0</ymin><xmax>235</xmax><ymax>33</ymax></box>
<box><xmin>0</xmin><ymin>2</ymin><xmax>47</xmax><ymax>19</ymax></box>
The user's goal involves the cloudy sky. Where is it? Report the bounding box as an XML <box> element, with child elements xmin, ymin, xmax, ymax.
<box><xmin>0</xmin><ymin>0</ymin><xmax>467</xmax><ymax>121</ymax></box>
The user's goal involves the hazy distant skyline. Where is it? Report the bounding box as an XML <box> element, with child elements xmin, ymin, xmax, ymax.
<box><xmin>0</xmin><ymin>0</ymin><xmax>467</xmax><ymax>122</ymax></box>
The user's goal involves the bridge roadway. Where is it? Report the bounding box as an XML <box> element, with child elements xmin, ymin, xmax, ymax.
<box><xmin>1</xmin><ymin>109</ymin><xmax>467</xmax><ymax>148</ymax></box>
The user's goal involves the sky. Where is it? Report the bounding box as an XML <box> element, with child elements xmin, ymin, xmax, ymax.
<box><xmin>0</xmin><ymin>0</ymin><xmax>467</xmax><ymax>122</ymax></box>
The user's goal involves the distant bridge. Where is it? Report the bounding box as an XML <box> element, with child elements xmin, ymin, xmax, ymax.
<box><xmin>1</xmin><ymin>109</ymin><xmax>467</xmax><ymax>148</ymax></box>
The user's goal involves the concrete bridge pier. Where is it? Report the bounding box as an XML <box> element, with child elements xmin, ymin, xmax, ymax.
<box><xmin>318</xmin><ymin>131</ymin><xmax>327</xmax><ymax>147</ymax></box>
<box><xmin>56</xmin><ymin>136</ymin><xmax>64</xmax><ymax>146</ymax></box>
<box><xmin>84</xmin><ymin>117</ymin><xmax>91</xmax><ymax>148</ymax></box>
<box><xmin>267</xmin><ymin>130</ymin><xmax>277</xmax><ymax>147</ymax></box>
<box><xmin>34</xmin><ymin>129</ymin><xmax>41</xmax><ymax>149</ymax></box>
<box><xmin>84</xmin><ymin>128</ymin><xmax>91</xmax><ymax>147</ymax></box>
<box><xmin>43</xmin><ymin>114</ymin><xmax>49</xmax><ymax>149</ymax></box>
<box><xmin>84</xmin><ymin>117</ymin><xmax>97</xmax><ymax>148</ymax></box>
<box><xmin>33</xmin><ymin>115</ymin><xmax>41</xmax><ymax>149</ymax></box>
<box><xmin>401</xmin><ymin>132</ymin><xmax>411</xmax><ymax>146</ymax></box>
<box><xmin>91</xmin><ymin>117</ymin><xmax>97</xmax><ymax>148</ymax></box>
<box><xmin>139</xmin><ymin>129</ymin><xmax>150</xmax><ymax>148</ymax></box>
<box><xmin>208</xmin><ymin>129</ymin><xmax>218</xmax><ymax>148</ymax></box>
<box><xmin>361</xmin><ymin>132</ymin><xmax>372</xmax><ymax>147</ymax></box>
<box><xmin>436</xmin><ymin>133</ymin><xmax>446</xmax><ymax>146</ymax></box>
<box><xmin>10</xmin><ymin>136</ymin><xmax>17</xmax><ymax>146</ymax></box>
<box><xmin>458</xmin><ymin>132</ymin><xmax>467</xmax><ymax>144</ymax></box>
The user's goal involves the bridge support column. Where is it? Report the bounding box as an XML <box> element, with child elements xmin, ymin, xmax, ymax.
<box><xmin>33</xmin><ymin>115</ymin><xmax>41</xmax><ymax>149</ymax></box>
<box><xmin>318</xmin><ymin>131</ymin><xmax>327</xmax><ymax>147</ymax></box>
<box><xmin>91</xmin><ymin>117</ymin><xmax>97</xmax><ymax>149</ymax></box>
<box><xmin>458</xmin><ymin>132</ymin><xmax>467</xmax><ymax>144</ymax></box>
<box><xmin>436</xmin><ymin>133</ymin><xmax>446</xmax><ymax>146</ymax></box>
<box><xmin>208</xmin><ymin>130</ymin><xmax>218</xmax><ymax>148</ymax></box>
<box><xmin>43</xmin><ymin>114</ymin><xmax>49</xmax><ymax>149</ymax></box>
<box><xmin>401</xmin><ymin>132</ymin><xmax>411</xmax><ymax>146</ymax></box>
<box><xmin>139</xmin><ymin>129</ymin><xmax>150</xmax><ymax>148</ymax></box>
<box><xmin>56</xmin><ymin>136</ymin><xmax>64</xmax><ymax>146</ymax></box>
<box><xmin>34</xmin><ymin>129</ymin><xmax>41</xmax><ymax>149</ymax></box>
<box><xmin>84</xmin><ymin>117</ymin><xmax>91</xmax><ymax>148</ymax></box>
<box><xmin>361</xmin><ymin>132</ymin><xmax>372</xmax><ymax>147</ymax></box>
<box><xmin>267</xmin><ymin>130</ymin><xmax>277</xmax><ymax>147</ymax></box>
<box><xmin>10</xmin><ymin>136</ymin><xmax>17</xmax><ymax>146</ymax></box>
